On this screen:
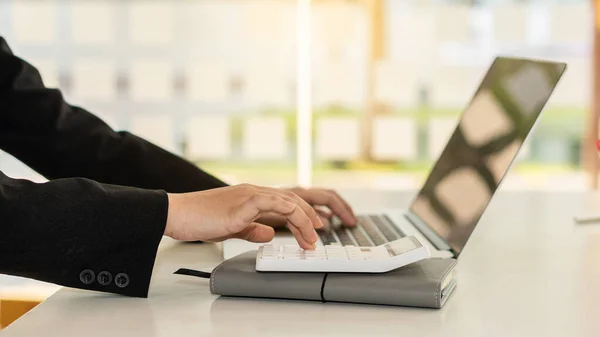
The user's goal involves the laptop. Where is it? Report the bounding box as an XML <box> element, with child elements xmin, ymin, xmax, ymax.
<box><xmin>222</xmin><ymin>56</ymin><xmax>567</xmax><ymax>260</ymax></box>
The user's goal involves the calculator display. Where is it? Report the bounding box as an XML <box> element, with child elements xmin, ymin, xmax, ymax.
<box><xmin>384</xmin><ymin>237</ymin><xmax>420</xmax><ymax>256</ymax></box>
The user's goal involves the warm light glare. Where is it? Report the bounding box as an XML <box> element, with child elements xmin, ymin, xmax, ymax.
<box><xmin>297</xmin><ymin>0</ymin><xmax>312</xmax><ymax>186</ymax></box>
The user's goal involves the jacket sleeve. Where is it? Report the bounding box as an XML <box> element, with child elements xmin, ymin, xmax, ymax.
<box><xmin>0</xmin><ymin>172</ymin><xmax>168</xmax><ymax>298</ymax></box>
<box><xmin>0</xmin><ymin>36</ymin><xmax>227</xmax><ymax>193</ymax></box>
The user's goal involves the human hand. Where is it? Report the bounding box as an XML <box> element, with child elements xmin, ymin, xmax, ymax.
<box><xmin>258</xmin><ymin>187</ymin><xmax>356</xmax><ymax>230</ymax></box>
<box><xmin>164</xmin><ymin>184</ymin><xmax>324</xmax><ymax>249</ymax></box>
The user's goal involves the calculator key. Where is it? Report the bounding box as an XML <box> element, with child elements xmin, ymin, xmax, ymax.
<box><xmin>326</xmin><ymin>251</ymin><xmax>346</xmax><ymax>255</ymax></box>
<box><xmin>325</xmin><ymin>246</ymin><xmax>345</xmax><ymax>252</ymax></box>
<box><xmin>326</xmin><ymin>254</ymin><xmax>347</xmax><ymax>259</ymax></box>
<box><xmin>325</xmin><ymin>250</ymin><xmax>343</xmax><ymax>255</ymax></box>
<box><xmin>256</xmin><ymin>236</ymin><xmax>430</xmax><ymax>273</ymax></box>
<box><xmin>283</xmin><ymin>246</ymin><xmax>303</xmax><ymax>252</ymax></box>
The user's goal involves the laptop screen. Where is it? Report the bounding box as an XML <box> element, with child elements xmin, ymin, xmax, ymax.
<box><xmin>409</xmin><ymin>57</ymin><xmax>566</xmax><ymax>255</ymax></box>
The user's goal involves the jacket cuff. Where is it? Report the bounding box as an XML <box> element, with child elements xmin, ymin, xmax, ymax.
<box><xmin>67</xmin><ymin>187</ymin><xmax>169</xmax><ymax>297</ymax></box>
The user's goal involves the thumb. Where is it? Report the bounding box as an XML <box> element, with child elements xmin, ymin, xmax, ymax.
<box><xmin>232</xmin><ymin>222</ymin><xmax>275</xmax><ymax>243</ymax></box>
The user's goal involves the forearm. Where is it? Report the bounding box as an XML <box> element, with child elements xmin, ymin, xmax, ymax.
<box><xmin>0</xmin><ymin>172</ymin><xmax>167</xmax><ymax>297</ymax></box>
<box><xmin>0</xmin><ymin>36</ymin><xmax>227</xmax><ymax>192</ymax></box>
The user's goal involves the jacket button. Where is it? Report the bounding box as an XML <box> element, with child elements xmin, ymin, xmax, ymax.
<box><xmin>79</xmin><ymin>269</ymin><xmax>95</xmax><ymax>285</ymax></box>
<box><xmin>115</xmin><ymin>273</ymin><xmax>130</xmax><ymax>288</ymax></box>
<box><xmin>97</xmin><ymin>271</ymin><xmax>113</xmax><ymax>286</ymax></box>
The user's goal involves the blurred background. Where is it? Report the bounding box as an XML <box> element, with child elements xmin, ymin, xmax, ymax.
<box><xmin>0</xmin><ymin>0</ymin><xmax>595</xmax><ymax>322</ymax></box>
<box><xmin>0</xmin><ymin>0</ymin><xmax>593</xmax><ymax>189</ymax></box>
<box><xmin>0</xmin><ymin>0</ymin><xmax>594</xmax><ymax>192</ymax></box>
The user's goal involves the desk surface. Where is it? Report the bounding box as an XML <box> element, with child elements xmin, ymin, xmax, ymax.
<box><xmin>3</xmin><ymin>190</ymin><xmax>600</xmax><ymax>337</ymax></box>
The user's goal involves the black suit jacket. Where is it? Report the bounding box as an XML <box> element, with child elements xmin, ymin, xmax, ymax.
<box><xmin>0</xmin><ymin>37</ymin><xmax>227</xmax><ymax>297</ymax></box>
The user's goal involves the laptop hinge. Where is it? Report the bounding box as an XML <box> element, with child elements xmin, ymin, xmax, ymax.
<box><xmin>403</xmin><ymin>212</ymin><xmax>454</xmax><ymax>254</ymax></box>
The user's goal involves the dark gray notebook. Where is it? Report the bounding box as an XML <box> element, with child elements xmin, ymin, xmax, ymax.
<box><xmin>209</xmin><ymin>251</ymin><xmax>458</xmax><ymax>309</ymax></box>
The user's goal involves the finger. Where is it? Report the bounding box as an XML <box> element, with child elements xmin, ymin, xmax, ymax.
<box><xmin>317</xmin><ymin>214</ymin><xmax>332</xmax><ymax>232</ymax></box>
<box><xmin>245</xmin><ymin>193</ymin><xmax>318</xmax><ymax>244</ymax></box>
<box><xmin>288</xmin><ymin>191</ymin><xmax>325</xmax><ymax>229</ymax></box>
<box><xmin>331</xmin><ymin>190</ymin><xmax>355</xmax><ymax>217</ymax></box>
<box><xmin>287</xmin><ymin>222</ymin><xmax>316</xmax><ymax>250</ymax></box>
<box><xmin>276</xmin><ymin>189</ymin><xmax>324</xmax><ymax>241</ymax></box>
<box><xmin>231</xmin><ymin>223</ymin><xmax>275</xmax><ymax>243</ymax></box>
<box><xmin>315</xmin><ymin>209</ymin><xmax>332</xmax><ymax>228</ymax></box>
<box><xmin>302</xmin><ymin>190</ymin><xmax>356</xmax><ymax>226</ymax></box>
<box><xmin>284</xmin><ymin>207</ymin><xmax>319</xmax><ymax>245</ymax></box>
<box><xmin>239</xmin><ymin>194</ymin><xmax>296</xmax><ymax>224</ymax></box>
<box><xmin>268</xmin><ymin>188</ymin><xmax>324</xmax><ymax>229</ymax></box>
<box><xmin>326</xmin><ymin>191</ymin><xmax>356</xmax><ymax>225</ymax></box>
<box><xmin>259</xmin><ymin>187</ymin><xmax>323</xmax><ymax>241</ymax></box>
<box><xmin>315</xmin><ymin>207</ymin><xmax>333</xmax><ymax>219</ymax></box>
<box><xmin>255</xmin><ymin>213</ymin><xmax>287</xmax><ymax>227</ymax></box>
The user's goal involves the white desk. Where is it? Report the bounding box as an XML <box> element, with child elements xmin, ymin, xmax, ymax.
<box><xmin>3</xmin><ymin>190</ymin><xmax>600</xmax><ymax>337</ymax></box>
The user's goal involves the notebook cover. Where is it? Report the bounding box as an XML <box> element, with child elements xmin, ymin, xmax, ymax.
<box><xmin>209</xmin><ymin>251</ymin><xmax>457</xmax><ymax>309</ymax></box>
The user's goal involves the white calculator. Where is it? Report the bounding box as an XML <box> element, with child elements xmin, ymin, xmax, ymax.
<box><xmin>255</xmin><ymin>236</ymin><xmax>430</xmax><ymax>273</ymax></box>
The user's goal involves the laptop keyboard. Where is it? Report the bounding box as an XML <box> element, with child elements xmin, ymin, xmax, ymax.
<box><xmin>318</xmin><ymin>214</ymin><xmax>406</xmax><ymax>247</ymax></box>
